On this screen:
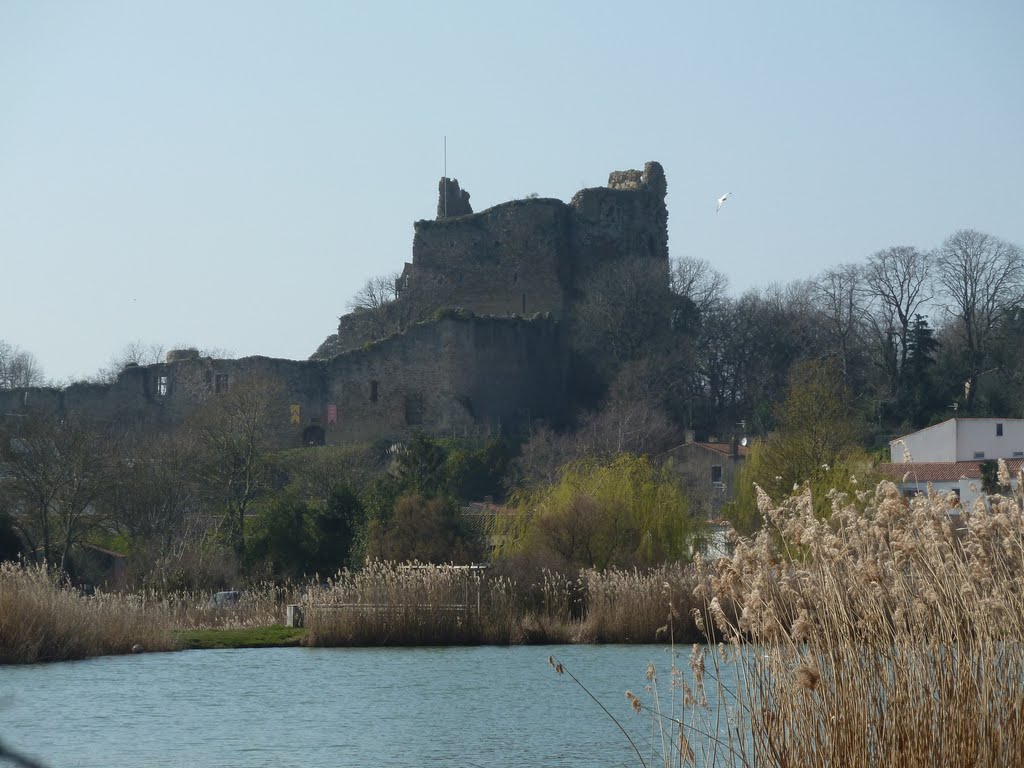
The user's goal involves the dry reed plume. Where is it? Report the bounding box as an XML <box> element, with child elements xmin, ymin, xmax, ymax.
<box><xmin>578</xmin><ymin>564</ymin><xmax>702</xmax><ymax>644</ymax></box>
<box><xmin>670</xmin><ymin>470</ymin><xmax>1024</xmax><ymax>767</ymax></box>
<box><xmin>301</xmin><ymin>561</ymin><xmax>703</xmax><ymax>647</ymax></box>
<box><xmin>0</xmin><ymin>563</ymin><xmax>300</xmax><ymax>663</ymax></box>
<box><xmin>301</xmin><ymin>561</ymin><xmax>522</xmax><ymax>645</ymax></box>
<box><xmin>0</xmin><ymin>561</ymin><xmax>176</xmax><ymax>663</ymax></box>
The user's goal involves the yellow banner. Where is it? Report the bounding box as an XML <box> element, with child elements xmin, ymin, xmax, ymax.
<box><xmin>290</xmin><ymin>404</ymin><xmax>301</xmax><ymax>424</ymax></box>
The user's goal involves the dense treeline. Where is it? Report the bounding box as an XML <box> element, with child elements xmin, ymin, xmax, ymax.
<box><xmin>602</xmin><ymin>229</ymin><xmax>1024</xmax><ymax>444</ymax></box>
<box><xmin>1</xmin><ymin>228</ymin><xmax>1021</xmax><ymax>587</ymax></box>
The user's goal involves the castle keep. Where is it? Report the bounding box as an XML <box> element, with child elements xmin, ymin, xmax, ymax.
<box><xmin>402</xmin><ymin>161</ymin><xmax>667</xmax><ymax>321</ymax></box>
<box><xmin>1</xmin><ymin>162</ymin><xmax>669</xmax><ymax>446</ymax></box>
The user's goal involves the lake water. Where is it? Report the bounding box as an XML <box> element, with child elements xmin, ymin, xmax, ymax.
<box><xmin>0</xmin><ymin>644</ymin><xmax>739</xmax><ymax>768</ymax></box>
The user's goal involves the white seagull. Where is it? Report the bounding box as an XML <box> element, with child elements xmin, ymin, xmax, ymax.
<box><xmin>716</xmin><ymin>192</ymin><xmax>732</xmax><ymax>213</ymax></box>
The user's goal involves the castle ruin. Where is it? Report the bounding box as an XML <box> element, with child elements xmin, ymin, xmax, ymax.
<box><xmin>0</xmin><ymin>162</ymin><xmax>670</xmax><ymax>447</ymax></box>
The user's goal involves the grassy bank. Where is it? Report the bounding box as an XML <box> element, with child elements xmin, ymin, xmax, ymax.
<box><xmin>176</xmin><ymin>625</ymin><xmax>306</xmax><ymax>650</ymax></box>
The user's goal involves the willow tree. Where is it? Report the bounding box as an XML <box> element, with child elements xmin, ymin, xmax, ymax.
<box><xmin>498</xmin><ymin>454</ymin><xmax>705</xmax><ymax>569</ymax></box>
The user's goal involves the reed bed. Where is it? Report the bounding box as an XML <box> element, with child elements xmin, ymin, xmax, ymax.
<box><xmin>0</xmin><ymin>561</ymin><xmax>176</xmax><ymax>663</ymax></box>
<box><xmin>302</xmin><ymin>562</ymin><xmax>523</xmax><ymax>645</ymax></box>
<box><xmin>301</xmin><ymin>561</ymin><xmax>705</xmax><ymax>647</ymax></box>
<box><xmin>577</xmin><ymin>564</ymin><xmax>702</xmax><ymax>644</ymax></box>
<box><xmin>0</xmin><ymin>564</ymin><xmax>302</xmax><ymax>663</ymax></box>
<box><xmin>646</xmin><ymin>473</ymin><xmax>1024</xmax><ymax>768</ymax></box>
<box><xmin>146</xmin><ymin>582</ymin><xmax>296</xmax><ymax>630</ymax></box>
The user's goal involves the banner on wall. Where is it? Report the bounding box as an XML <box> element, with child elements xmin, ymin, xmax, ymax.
<box><xmin>327</xmin><ymin>404</ymin><xmax>337</xmax><ymax>425</ymax></box>
<box><xmin>290</xmin><ymin>404</ymin><xmax>301</xmax><ymax>424</ymax></box>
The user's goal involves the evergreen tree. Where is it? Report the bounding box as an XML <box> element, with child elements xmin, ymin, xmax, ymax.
<box><xmin>900</xmin><ymin>314</ymin><xmax>941</xmax><ymax>426</ymax></box>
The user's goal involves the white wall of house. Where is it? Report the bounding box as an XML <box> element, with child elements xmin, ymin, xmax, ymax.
<box><xmin>955</xmin><ymin>419</ymin><xmax>1024</xmax><ymax>461</ymax></box>
<box><xmin>891</xmin><ymin>419</ymin><xmax>1024</xmax><ymax>463</ymax></box>
<box><xmin>900</xmin><ymin>477</ymin><xmax>972</xmax><ymax>512</ymax></box>
<box><xmin>892</xmin><ymin>419</ymin><xmax>956</xmax><ymax>462</ymax></box>
<box><xmin>899</xmin><ymin>475</ymin><xmax>1020</xmax><ymax>514</ymax></box>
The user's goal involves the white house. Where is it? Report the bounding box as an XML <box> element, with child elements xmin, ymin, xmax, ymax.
<box><xmin>879</xmin><ymin>418</ymin><xmax>1024</xmax><ymax>512</ymax></box>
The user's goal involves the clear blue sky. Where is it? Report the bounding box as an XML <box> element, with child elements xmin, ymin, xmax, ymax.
<box><xmin>2</xmin><ymin>0</ymin><xmax>1022</xmax><ymax>383</ymax></box>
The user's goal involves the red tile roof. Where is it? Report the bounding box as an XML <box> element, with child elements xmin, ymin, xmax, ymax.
<box><xmin>878</xmin><ymin>459</ymin><xmax>1024</xmax><ymax>483</ymax></box>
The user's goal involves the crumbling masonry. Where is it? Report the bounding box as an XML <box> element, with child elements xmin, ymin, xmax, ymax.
<box><xmin>0</xmin><ymin>162</ymin><xmax>669</xmax><ymax>446</ymax></box>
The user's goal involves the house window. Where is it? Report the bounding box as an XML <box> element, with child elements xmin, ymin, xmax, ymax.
<box><xmin>1014</xmin><ymin>451</ymin><xmax>1023</xmax><ymax>458</ymax></box>
<box><xmin>215</xmin><ymin>374</ymin><xmax>229</xmax><ymax>394</ymax></box>
<box><xmin>156</xmin><ymin>375</ymin><xmax>168</xmax><ymax>397</ymax></box>
<box><xmin>710</xmin><ymin>465</ymin><xmax>723</xmax><ymax>484</ymax></box>
<box><xmin>370</xmin><ymin>380</ymin><xmax>379</xmax><ymax>403</ymax></box>
<box><xmin>997</xmin><ymin>423</ymin><xmax>1004</xmax><ymax>437</ymax></box>
<box><xmin>973</xmin><ymin>451</ymin><xmax>985</xmax><ymax>459</ymax></box>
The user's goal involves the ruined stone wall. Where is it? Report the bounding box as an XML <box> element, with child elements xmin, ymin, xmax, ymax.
<box><xmin>568</xmin><ymin>161</ymin><xmax>669</xmax><ymax>279</ymax></box>
<box><xmin>321</xmin><ymin>313</ymin><xmax>565</xmax><ymax>442</ymax></box>
<box><xmin>409</xmin><ymin>198</ymin><xmax>572</xmax><ymax>318</ymax></box>
<box><xmin>437</xmin><ymin>178</ymin><xmax>473</xmax><ymax>218</ymax></box>
<box><xmin>399</xmin><ymin>161</ymin><xmax>669</xmax><ymax>323</ymax></box>
<box><xmin>1</xmin><ymin>315</ymin><xmax>566</xmax><ymax>447</ymax></box>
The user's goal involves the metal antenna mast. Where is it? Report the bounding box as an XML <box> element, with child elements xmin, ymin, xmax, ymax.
<box><xmin>444</xmin><ymin>135</ymin><xmax>447</xmax><ymax>218</ymax></box>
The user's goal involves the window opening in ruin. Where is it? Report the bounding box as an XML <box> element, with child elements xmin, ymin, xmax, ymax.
<box><xmin>522</xmin><ymin>293</ymin><xmax>526</xmax><ymax>314</ymax></box>
<box><xmin>370</xmin><ymin>380</ymin><xmax>379</xmax><ymax>403</ymax></box>
<box><xmin>711</xmin><ymin>465</ymin><xmax>723</xmax><ymax>485</ymax></box>
<box><xmin>156</xmin><ymin>375</ymin><xmax>168</xmax><ymax>397</ymax></box>
<box><xmin>997</xmin><ymin>423</ymin><xmax>1004</xmax><ymax>436</ymax></box>
<box><xmin>405</xmin><ymin>394</ymin><xmax>424</xmax><ymax>426</ymax></box>
<box><xmin>215</xmin><ymin>374</ymin><xmax>229</xmax><ymax>394</ymax></box>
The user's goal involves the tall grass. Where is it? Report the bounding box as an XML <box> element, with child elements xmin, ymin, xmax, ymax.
<box><xmin>302</xmin><ymin>562</ymin><xmax>522</xmax><ymax>645</ymax></box>
<box><xmin>578</xmin><ymin>565</ymin><xmax>703</xmax><ymax>644</ymax></box>
<box><xmin>141</xmin><ymin>582</ymin><xmax>294</xmax><ymax>630</ymax></box>
<box><xmin>301</xmin><ymin>561</ymin><xmax>704</xmax><ymax>646</ymax></box>
<box><xmin>0</xmin><ymin>564</ymin><xmax>301</xmax><ymax>663</ymax></box>
<box><xmin>0</xmin><ymin>561</ymin><xmax>176</xmax><ymax>663</ymax></box>
<box><xmin>643</xmin><ymin>473</ymin><xmax>1024</xmax><ymax>767</ymax></box>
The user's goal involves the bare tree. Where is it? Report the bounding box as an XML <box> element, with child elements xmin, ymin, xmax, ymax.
<box><xmin>189</xmin><ymin>376</ymin><xmax>287</xmax><ymax>556</ymax></box>
<box><xmin>811</xmin><ymin>264</ymin><xmax>869</xmax><ymax>382</ymax></box>
<box><xmin>90</xmin><ymin>341</ymin><xmax>167</xmax><ymax>384</ymax></box>
<box><xmin>0</xmin><ymin>341</ymin><xmax>45</xmax><ymax>389</ymax></box>
<box><xmin>334</xmin><ymin>272</ymin><xmax>433</xmax><ymax>350</ymax></box>
<box><xmin>670</xmin><ymin>256</ymin><xmax>729</xmax><ymax>317</ymax></box>
<box><xmin>935</xmin><ymin>229</ymin><xmax>1024</xmax><ymax>405</ymax></box>
<box><xmin>104</xmin><ymin>431</ymin><xmax>204</xmax><ymax>582</ymax></box>
<box><xmin>347</xmin><ymin>273</ymin><xmax>401</xmax><ymax>313</ymax></box>
<box><xmin>0</xmin><ymin>413</ymin><xmax>116</xmax><ymax>573</ymax></box>
<box><xmin>863</xmin><ymin>246</ymin><xmax>933</xmax><ymax>397</ymax></box>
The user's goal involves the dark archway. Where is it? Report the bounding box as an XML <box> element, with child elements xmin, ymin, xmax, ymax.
<box><xmin>302</xmin><ymin>425</ymin><xmax>326</xmax><ymax>446</ymax></box>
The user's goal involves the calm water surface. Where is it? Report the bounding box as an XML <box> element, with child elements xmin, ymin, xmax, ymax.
<box><xmin>0</xmin><ymin>644</ymin><xmax>735</xmax><ymax>768</ymax></box>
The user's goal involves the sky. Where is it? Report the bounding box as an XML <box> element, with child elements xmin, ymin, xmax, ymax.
<box><xmin>2</xmin><ymin>0</ymin><xmax>1022</xmax><ymax>384</ymax></box>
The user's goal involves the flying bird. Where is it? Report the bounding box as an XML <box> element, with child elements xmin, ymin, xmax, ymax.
<box><xmin>716</xmin><ymin>192</ymin><xmax>731</xmax><ymax>213</ymax></box>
